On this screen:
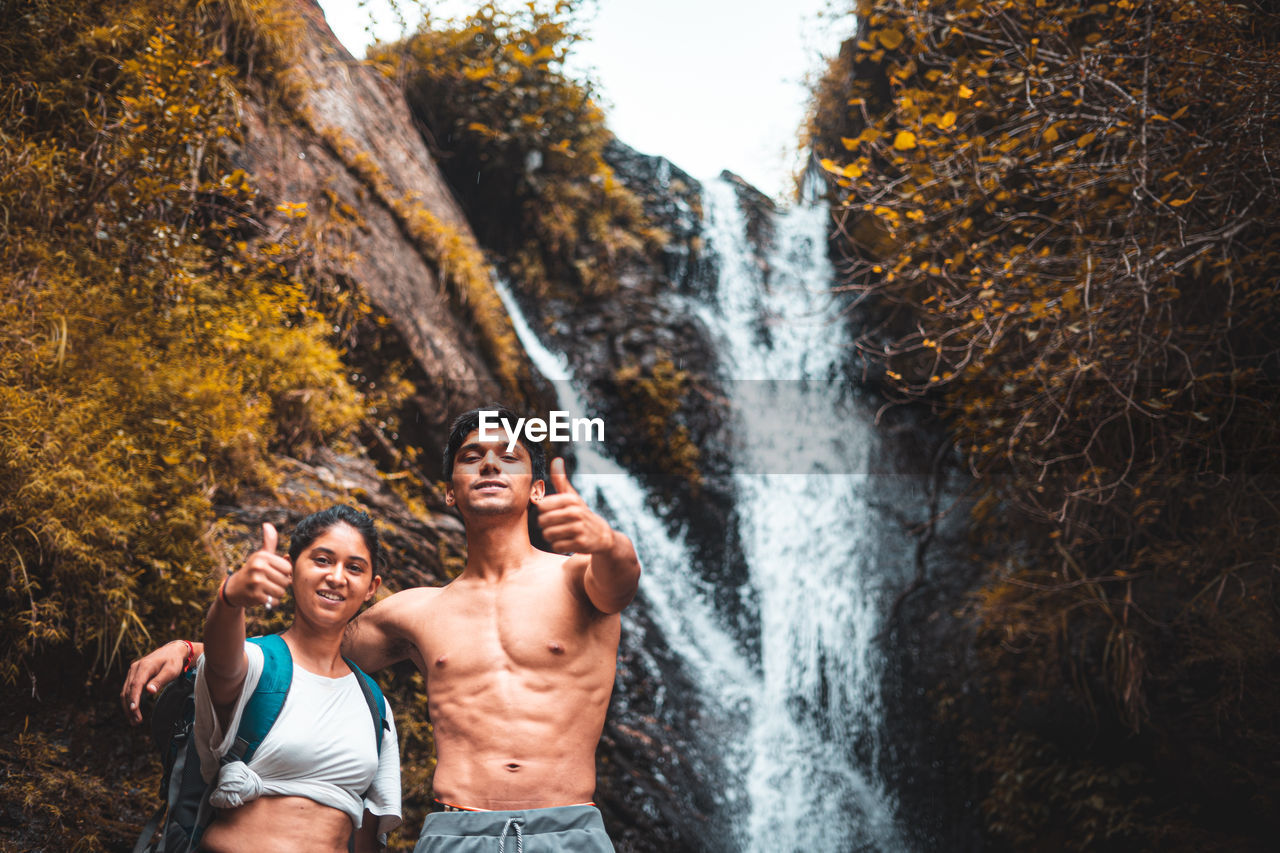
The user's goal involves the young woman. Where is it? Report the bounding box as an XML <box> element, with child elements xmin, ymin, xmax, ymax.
<box><xmin>194</xmin><ymin>505</ymin><xmax>401</xmax><ymax>853</ymax></box>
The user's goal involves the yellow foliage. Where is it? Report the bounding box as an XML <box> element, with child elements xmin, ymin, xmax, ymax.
<box><xmin>612</xmin><ymin>355</ymin><xmax>703</xmax><ymax>491</ymax></box>
<box><xmin>0</xmin><ymin>3</ymin><xmax>465</xmax><ymax>847</ymax></box>
<box><xmin>310</xmin><ymin>122</ymin><xmax>532</xmax><ymax>401</ymax></box>
<box><xmin>377</xmin><ymin>2</ymin><xmax>666</xmax><ymax>303</ymax></box>
<box><xmin>811</xmin><ymin>0</ymin><xmax>1280</xmax><ymax>846</ymax></box>
<box><xmin>0</xmin><ymin>0</ymin><xmax>364</xmax><ymax>680</ymax></box>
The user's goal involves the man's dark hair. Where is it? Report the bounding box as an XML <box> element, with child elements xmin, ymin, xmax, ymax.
<box><xmin>288</xmin><ymin>504</ymin><xmax>381</xmax><ymax>572</ymax></box>
<box><xmin>443</xmin><ymin>404</ymin><xmax>548</xmax><ymax>484</ymax></box>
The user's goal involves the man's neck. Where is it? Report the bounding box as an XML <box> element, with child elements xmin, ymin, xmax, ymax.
<box><xmin>461</xmin><ymin>515</ymin><xmax>539</xmax><ymax>581</ymax></box>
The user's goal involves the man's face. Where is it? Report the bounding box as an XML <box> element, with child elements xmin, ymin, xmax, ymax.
<box><xmin>445</xmin><ymin>428</ymin><xmax>545</xmax><ymax>517</ymax></box>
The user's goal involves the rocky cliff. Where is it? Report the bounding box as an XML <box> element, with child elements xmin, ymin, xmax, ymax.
<box><xmin>228</xmin><ymin>5</ymin><xmax>735</xmax><ymax>849</ymax></box>
<box><xmin>0</xmin><ymin>0</ymin><xmax>726</xmax><ymax>848</ymax></box>
<box><xmin>233</xmin><ymin>0</ymin><xmax>555</xmax><ymax>461</ymax></box>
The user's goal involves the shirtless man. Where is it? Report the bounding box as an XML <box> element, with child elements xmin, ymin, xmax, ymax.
<box><xmin>122</xmin><ymin>405</ymin><xmax>641</xmax><ymax>851</ymax></box>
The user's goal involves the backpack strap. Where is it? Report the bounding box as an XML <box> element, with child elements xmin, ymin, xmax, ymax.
<box><xmin>131</xmin><ymin>801</ymin><xmax>165</xmax><ymax>853</ymax></box>
<box><xmin>225</xmin><ymin>634</ymin><xmax>292</xmax><ymax>765</ymax></box>
<box><xmin>343</xmin><ymin>656</ymin><xmax>388</xmax><ymax>756</ymax></box>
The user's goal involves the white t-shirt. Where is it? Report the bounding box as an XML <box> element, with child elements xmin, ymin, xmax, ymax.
<box><xmin>194</xmin><ymin>641</ymin><xmax>402</xmax><ymax>835</ymax></box>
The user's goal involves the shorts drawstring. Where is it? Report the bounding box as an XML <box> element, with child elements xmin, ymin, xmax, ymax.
<box><xmin>498</xmin><ymin>816</ymin><xmax>524</xmax><ymax>853</ymax></box>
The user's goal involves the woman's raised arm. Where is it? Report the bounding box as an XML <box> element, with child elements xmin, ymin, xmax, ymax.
<box><xmin>204</xmin><ymin>523</ymin><xmax>293</xmax><ymax>716</ymax></box>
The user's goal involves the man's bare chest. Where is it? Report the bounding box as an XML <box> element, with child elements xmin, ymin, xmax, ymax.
<box><xmin>409</xmin><ymin>580</ymin><xmax>614</xmax><ymax>679</ymax></box>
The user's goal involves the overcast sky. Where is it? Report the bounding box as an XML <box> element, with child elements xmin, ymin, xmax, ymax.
<box><xmin>315</xmin><ymin>0</ymin><xmax>849</xmax><ymax>200</ymax></box>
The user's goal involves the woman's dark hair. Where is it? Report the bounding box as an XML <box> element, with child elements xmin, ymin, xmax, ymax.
<box><xmin>288</xmin><ymin>505</ymin><xmax>380</xmax><ymax>572</ymax></box>
<box><xmin>442</xmin><ymin>404</ymin><xmax>548</xmax><ymax>484</ymax></box>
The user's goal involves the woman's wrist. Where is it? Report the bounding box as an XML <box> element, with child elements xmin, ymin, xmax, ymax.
<box><xmin>217</xmin><ymin>576</ymin><xmax>241</xmax><ymax>610</ymax></box>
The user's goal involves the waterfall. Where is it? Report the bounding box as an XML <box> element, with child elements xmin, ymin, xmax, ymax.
<box><xmin>696</xmin><ymin>178</ymin><xmax>908</xmax><ymax>851</ymax></box>
<box><xmin>493</xmin><ymin>280</ymin><xmax>757</xmax><ymax>718</ymax></box>
<box><xmin>495</xmin><ymin>174</ymin><xmax>909</xmax><ymax>852</ymax></box>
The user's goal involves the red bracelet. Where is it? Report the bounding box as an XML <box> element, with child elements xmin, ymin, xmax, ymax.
<box><xmin>180</xmin><ymin>639</ymin><xmax>196</xmax><ymax>672</ymax></box>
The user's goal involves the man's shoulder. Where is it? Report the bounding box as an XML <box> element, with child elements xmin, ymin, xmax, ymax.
<box><xmin>535</xmin><ymin>550</ymin><xmax>610</xmax><ymax>612</ymax></box>
<box><xmin>536</xmin><ymin>549</ymin><xmax>587</xmax><ymax>570</ymax></box>
<box><xmin>380</xmin><ymin>584</ymin><xmax>446</xmax><ymax>607</ymax></box>
<box><xmin>364</xmin><ymin>584</ymin><xmax>445</xmax><ymax>623</ymax></box>
<box><xmin>531</xmin><ymin>549</ymin><xmax>589</xmax><ymax>583</ymax></box>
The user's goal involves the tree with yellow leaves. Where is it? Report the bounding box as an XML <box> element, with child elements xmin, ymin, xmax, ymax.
<box><xmin>377</xmin><ymin>1</ymin><xmax>664</xmax><ymax>300</ymax></box>
<box><xmin>812</xmin><ymin>1</ymin><xmax>1280</xmax><ymax>847</ymax></box>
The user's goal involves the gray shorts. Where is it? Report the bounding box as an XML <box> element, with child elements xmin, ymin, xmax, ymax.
<box><xmin>412</xmin><ymin>804</ymin><xmax>614</xmax><ymax>852</ymax></box>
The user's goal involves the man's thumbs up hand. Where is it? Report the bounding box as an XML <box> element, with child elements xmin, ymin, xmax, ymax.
<box><xmin>537</xmin><ymin>458</ymin><xmax>615</xmax><ymax>555</ymax></box>
<box><xmin>549</xmin><ymin>457</ymin><xmax>578</xmax><ymax>497</ymax></box>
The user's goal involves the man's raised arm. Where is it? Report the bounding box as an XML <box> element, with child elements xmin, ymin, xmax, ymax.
<box><xmin>122</xmin><ymin>582</ymin><xmax>425</xmax><ymax>724</ymax></box>
<box><xmin>341</xmin><ymin>589</ymin><xmax>426</xmax><ymax>673</ymax></box>
<box><xmin>121</xmin><ymin>640</ymin><xmax>198</xmax><ymax>724</ymax></box>
<box><xmin>538</xmin><ymin>458</ymin><xmax>642</xmax><ymax>614</ymax></box>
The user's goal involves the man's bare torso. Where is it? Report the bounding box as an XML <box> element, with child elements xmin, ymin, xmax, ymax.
<box><xmin>353</xmin><ymin>550</ymin><xmax>620</xmax><ymax>809</ymax></box>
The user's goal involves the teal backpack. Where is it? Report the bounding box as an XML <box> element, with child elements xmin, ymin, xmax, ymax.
<box><xmin>132</xmin><ymin>634</ymin><xmax>388</xmax><ymax>853</ymax></box>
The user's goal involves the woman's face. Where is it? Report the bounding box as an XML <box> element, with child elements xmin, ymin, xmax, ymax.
<box><xmin>291</xmin><ymin>521</ymin><xmax>380</xmax><ymax>626</ymax></box>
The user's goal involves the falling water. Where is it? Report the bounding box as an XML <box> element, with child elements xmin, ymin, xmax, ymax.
<box><xmin>494</xmin><ymin>279</ymin><xmax>757</xmax><ymax>709</ymax></box>
<box><xmin>695</xmin><ymin>177</ymin><xmax>907</xmax><ymax>851</ymax></box>
<box><xmin>494</xmin><ymin>173</ymin><xmax>909</xmax><ymax>851</ymax></box>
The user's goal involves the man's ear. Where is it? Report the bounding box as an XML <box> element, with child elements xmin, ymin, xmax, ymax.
<box><xmin>530</xmin><ymin>478</ymin><xmax>546</xmax><ymax>502</ymax></box>
<box><xmin>444</xmin><ymin>485</ymin><xmax>455</xmax><ymax>506</ymax></box>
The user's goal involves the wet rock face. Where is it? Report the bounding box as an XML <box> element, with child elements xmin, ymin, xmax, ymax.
<box><xmin>503</xmin><ymin>139</ymin><xmax>746</xmax><ymax>589</ymax></box>
<box><xmin>236</xmin><ymin>0</ymin><xmax>528</xmax><ymax>430</ymax></box>
<box><xmin>603</xmin><ymin>138</ymin><xmax>711</xmax><ymax>295</ymax></box>
<box><xmin>597</xmin><ymin>603</ymin><xmax>735</xmax><ymax>852</ymax></box>
<box><xmin>862</xmin><ymin>403</ymin><xmax>989</xmax><ymax>853</ymax></box>
<box><xmin>719</xmin><ymin>169</ymin><xmax>778</xmax><ymax>286</ymax></box>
